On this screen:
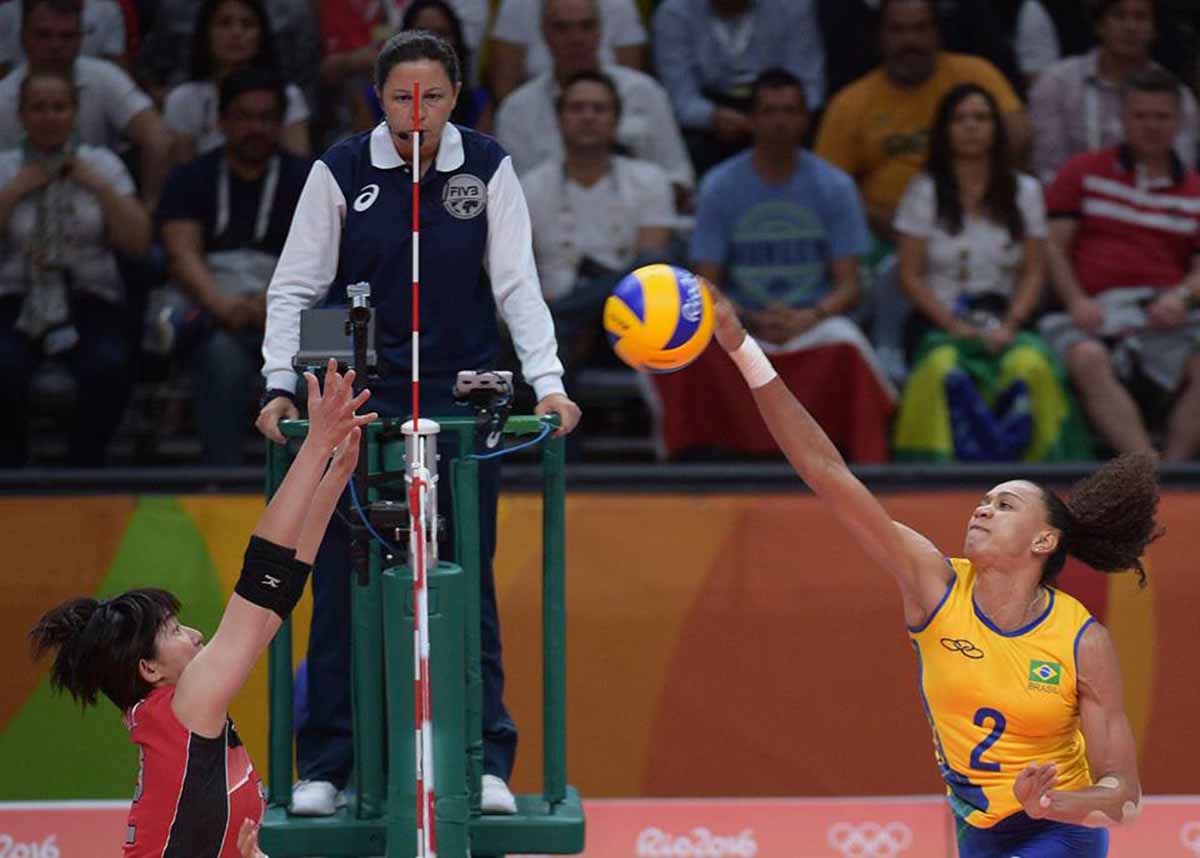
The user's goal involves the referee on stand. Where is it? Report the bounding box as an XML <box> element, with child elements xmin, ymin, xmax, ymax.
<box><xmin>255</xmin><ymin>30</ymin><xmax>581</xmax><ymax>817</ymax></box>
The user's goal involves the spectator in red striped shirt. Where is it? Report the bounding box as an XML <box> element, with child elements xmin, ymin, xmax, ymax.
<box><xmin>1040</xmin><ymin>67</ymin><xmax>1200</xmax><ymax>462</ymax></box>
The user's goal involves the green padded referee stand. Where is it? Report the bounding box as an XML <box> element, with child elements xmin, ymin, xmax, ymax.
<box><xmin>260</xmin><ymin>417</ymin><xmax>585</xmax><ymax>858</ymax></box>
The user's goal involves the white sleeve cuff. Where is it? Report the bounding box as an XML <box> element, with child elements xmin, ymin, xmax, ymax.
<box><xmin>266</xmin><ymin>370</ymin><xmax>300</xmax><ymax>393</ymax></box>
<box><xmin>531</xmin><ymin>375</ymin><xmax>567</xmax><ymax>402</ymax></box>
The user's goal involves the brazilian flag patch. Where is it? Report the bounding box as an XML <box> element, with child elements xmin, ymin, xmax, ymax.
<box><xmin>1029</xmin><ymin>660</ymin><xmax>1062</xmax><ymax>686</ymax></box>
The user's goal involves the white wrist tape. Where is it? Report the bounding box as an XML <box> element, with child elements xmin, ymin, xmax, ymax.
<box><xmin>730</xmin><ymin>336</ymin><xmax>778</xmax><ymax>389</ymax></box>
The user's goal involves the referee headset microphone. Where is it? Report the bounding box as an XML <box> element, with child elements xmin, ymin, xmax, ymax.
<box><xmin>391</xmin><ymin>123</ymin><xmax>420</xmax><ymax>141</ymax></box>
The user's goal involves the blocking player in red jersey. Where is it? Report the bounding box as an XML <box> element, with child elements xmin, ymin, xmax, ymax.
<box><xmin>30</xmin><ymin>361</ymin><xmax>376</xmax><ymax>858</ymax></box>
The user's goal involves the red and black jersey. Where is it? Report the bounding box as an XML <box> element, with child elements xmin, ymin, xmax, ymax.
<box><xmin>123</xmin><ymin>686</ymin><xmax>264</xmax><ymax>858</ymax></box>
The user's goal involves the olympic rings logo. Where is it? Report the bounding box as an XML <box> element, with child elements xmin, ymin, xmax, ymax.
<box><xmin>1180</xmin><ymin>821</ymin><xmax>1200</xmax><ymax>856</ymax></box>
<box><xmin>826</xmin><ymin>822</ymin><xmax>913</xmax><ymax>857</ymax></box>
<box><xmin>940</xmin><ymin>638</ymin><xmax>985</xmax><ymax>659</ymax></box>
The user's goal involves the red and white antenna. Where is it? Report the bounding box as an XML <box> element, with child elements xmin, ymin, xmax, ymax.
<box><xmin>406</xmin><ymin>80</ymin><xmax>438</xmax><ymax>858</ymax></box>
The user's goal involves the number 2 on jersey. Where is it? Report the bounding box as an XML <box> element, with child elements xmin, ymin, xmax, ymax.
<box><xmin>970</xmin><ymin>707</ymin><xmax>1007</xmax><ymax>772</ymax></box>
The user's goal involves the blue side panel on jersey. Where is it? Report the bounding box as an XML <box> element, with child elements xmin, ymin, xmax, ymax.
<box><xmin>1073</xmin><ymin>616</ymin><xmax>1096</xmax><ymax>674</ymax></box>
<box><xmin>911</xmin><ymin>641</ymin><xmax>988</xmax><ymax>820</ymax></box>
<box><xmin>906</xmin><ymin>559</ymin><xmax>956</xmax><ymax>632</ymax></box>
<box><xmin>942</xmin><ymin>761</ymin><xmax>989</xmax><ymax>819</ymax></box>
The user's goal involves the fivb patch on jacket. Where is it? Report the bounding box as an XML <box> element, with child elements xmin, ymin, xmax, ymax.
<box><xmin>443</xmin><ymin>173</ymin><xmax>487</xmax><ymax>219</ymax></box>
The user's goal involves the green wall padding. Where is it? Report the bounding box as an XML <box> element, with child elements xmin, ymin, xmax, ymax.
<box><xmin>0</xmin><ymin>497</ymin><xmax>225</xmax><ymax>799</ymax></box>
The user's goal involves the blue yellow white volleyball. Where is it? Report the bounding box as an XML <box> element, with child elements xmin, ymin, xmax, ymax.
<box><xmin>603</xmin><ymin>265</ymin><xmax>715</xmax><ymax>373</ymax></box>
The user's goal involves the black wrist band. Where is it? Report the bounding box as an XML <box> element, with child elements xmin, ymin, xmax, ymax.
<box><xmin>234</xmin><ymin>535</ymin><xmax>311</xmax><ymax>620</ymax></box>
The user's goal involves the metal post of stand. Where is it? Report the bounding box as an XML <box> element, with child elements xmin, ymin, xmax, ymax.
<box><xmin>346</xmin><ymin>282</ymin><xmax>385</xmax><ymax>819</ymax></box>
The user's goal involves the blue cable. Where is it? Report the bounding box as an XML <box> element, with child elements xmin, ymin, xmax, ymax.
<box><xmin>469</xmin><ymin>422</ymin><xmax>554</xmax><ymax>460</ymax></box>
<box><xmin>346</xmin><ymin>421</ymin><xmax>553</xmax><ymax>554</ymax></box>
<box><xmin>347</xmin><ymin>477</ymin><xmax>403</xmax><ymax>557</ymax></box>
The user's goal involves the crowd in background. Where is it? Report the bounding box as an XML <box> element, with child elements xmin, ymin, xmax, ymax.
<box><xmin>0</xmin><ymin>0</ymin><xmax>1198</xmax><ymax>468</ymax></box>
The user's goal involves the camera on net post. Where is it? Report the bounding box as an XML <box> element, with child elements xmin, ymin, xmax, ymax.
<box><xmin>453</xmin><ymin>370</ymin><xmax>515</xmax><ymax>451</ymax></box>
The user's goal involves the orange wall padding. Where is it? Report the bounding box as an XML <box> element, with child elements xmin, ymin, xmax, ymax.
<box><xmin>5</xmin><ymin>490</ymin><xmax>1197</xmax><ymax>798</ymax></box>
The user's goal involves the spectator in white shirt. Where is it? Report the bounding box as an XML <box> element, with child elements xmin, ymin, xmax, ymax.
<box><xmin>0</xmin><ymin>70</ymin><xmax>151</xmax><ymax>466</ymax></box>
<box><xmin>523</xmin><ymin>68</ymin><xmax>676</xmax><ymax>384</ymax></box>
<box><xmin>0</xmin><ymin>0</ymin><xmax>172</xmax><ymax>207</ymax></box>
<box><xmin>0</xmin><ymin>0</ymin><xmax>127</xmax><ymax>76</ymax></box>
<box><xmin>163</xmin><ymin>0</ymin><xmax>311</xmax><ymax>167</ymax></box>
<box><xmin>496</xmin><ymin>0</ymin><xmax>693</xmax><ymax>204</ymax></box>
<box><xmin>521</xmin><ymin>70</ymin><xmax>674</xmax><ymax>378</ymax></box>
<box><xmin>488</xmin><ymin>0</ymin><xmax>646</xmax><ymax>102</ymax></box>
<box><xmin>428</xmin><ymin>0</ymin><xmax>490</xmax><ymax>87</ymax></box>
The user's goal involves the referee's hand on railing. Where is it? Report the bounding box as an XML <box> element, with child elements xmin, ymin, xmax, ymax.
<box><xmin>535</xmin><ymin>392</ymin><xmax>582</xmax><ymax>437</ymax></box>
<box><xmin>256</xmin><ymin>395</ymin><xmax>300</xmax><ymax>444</ymax></box>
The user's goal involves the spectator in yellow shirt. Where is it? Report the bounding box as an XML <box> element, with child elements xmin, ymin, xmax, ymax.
<box><xmin>815</xmin><ymin>0</ymin><xmax>1029</xmax><ymax>244</ymax></box>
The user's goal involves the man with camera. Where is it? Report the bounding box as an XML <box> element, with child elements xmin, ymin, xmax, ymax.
<box><xmin>157</xmin><ymin>69</ymin><xmax>312</xmax><ymax>466</ymax></box>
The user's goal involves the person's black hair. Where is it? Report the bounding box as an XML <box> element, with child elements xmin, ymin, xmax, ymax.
<box><xmin>17</xmin><ymin>68</ymin><xmax>77</xmax><ymax>111</ymax></box>
<box><xmin>925</xmin><ymin>83</ymin><xmax>1023</xmax><ymax>240</ymax></box>
<box><xmin>218</xmin><ymin>66</ymin><xmax>285</xmax><ymax>116</ymax></box>
<box><xmin>401</xmin><ymin>0</ymin><xmax>472</xmax><ymax>124</ymax></box>
<box><xmin>29</xmin><ymin>589</ymin><xmax>182</xmax><ymax>712</ymax></box>
<box><xmin>402</xmin><ymin>0</ymin><xmax>469</xmax><ymax>72</ymax></box>
<box><xmin>188</xmin><ymin>0</ymin><xmax>281</xmax><ymax>82</ymax></box>
<box><xmin>21</xmin><ymin>0</ymin><xmax>81</xmax><ymax>22</ymax></box>
<box><xmin>1039</xmin><ymin>453</ymin><xmax>1163</xmax><ymax>587</ymax></box>
<box><xmin>879</xmin><ymin>0</ymin><xmax>937</xmax><ymax>25</ymax></box>
<box><xmin>1122</xmin><ymin>66</ymin><xmax>1183</xmax><ymax>105</ymax></box>
<box><xmin>374</xmin><ymin>29</ymin><xmax>461</xmax><ymax>91</ymax></box>
<box><xmin>555</xmin><ymin>69</ymin><xmax>623</xmax><ymax>120</ymax></box>
<box><xmin>750</xmin><ymin>67</ymin><xmax>808</xmax><ymax>112</ymax></box>
<box><xmin>1090</xmin><ymin>0</ymin><xmax>1156</xmax><ymax>25</ymax></box>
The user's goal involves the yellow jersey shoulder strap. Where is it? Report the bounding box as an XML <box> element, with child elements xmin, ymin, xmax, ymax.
<box><xmin>1045</xmin><ymin>585</ymin><xmax>1097</xmax><ymax>672</ymax></box>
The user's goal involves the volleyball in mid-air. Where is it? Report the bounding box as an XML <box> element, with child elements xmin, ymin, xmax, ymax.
<box><xmin>603</xmin><ymin>264</ymin><xmax>715</xmax><ymax>373</ymax></box>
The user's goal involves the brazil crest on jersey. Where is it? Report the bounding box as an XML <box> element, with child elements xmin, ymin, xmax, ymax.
<box><xmin>909</xmin><ymin>558</ymin><xmax>1096</xmax><ymax>828</ymax></box>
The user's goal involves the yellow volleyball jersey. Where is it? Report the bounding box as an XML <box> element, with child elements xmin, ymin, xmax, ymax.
<box><xmin>908</xmin><ymin>558</ymin><xmax>1096</xmax><ymax>829</ymax></box>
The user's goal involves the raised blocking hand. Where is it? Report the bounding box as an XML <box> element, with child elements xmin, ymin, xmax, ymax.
<box><xmin>303</xmin><ymin>358</ymin><xmax>378</xmax><ymax>456</ymax></box>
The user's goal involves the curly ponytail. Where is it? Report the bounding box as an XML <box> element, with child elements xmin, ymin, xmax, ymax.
<box><xmin>29</xmin><ymin>589</ymin><xmax>180</xmax><ymax>711</ymax></box>
<box><xmin>1040</xmin><ymin>453</ymin><xmax>1163</xmax><ymax>588</ymax></box>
